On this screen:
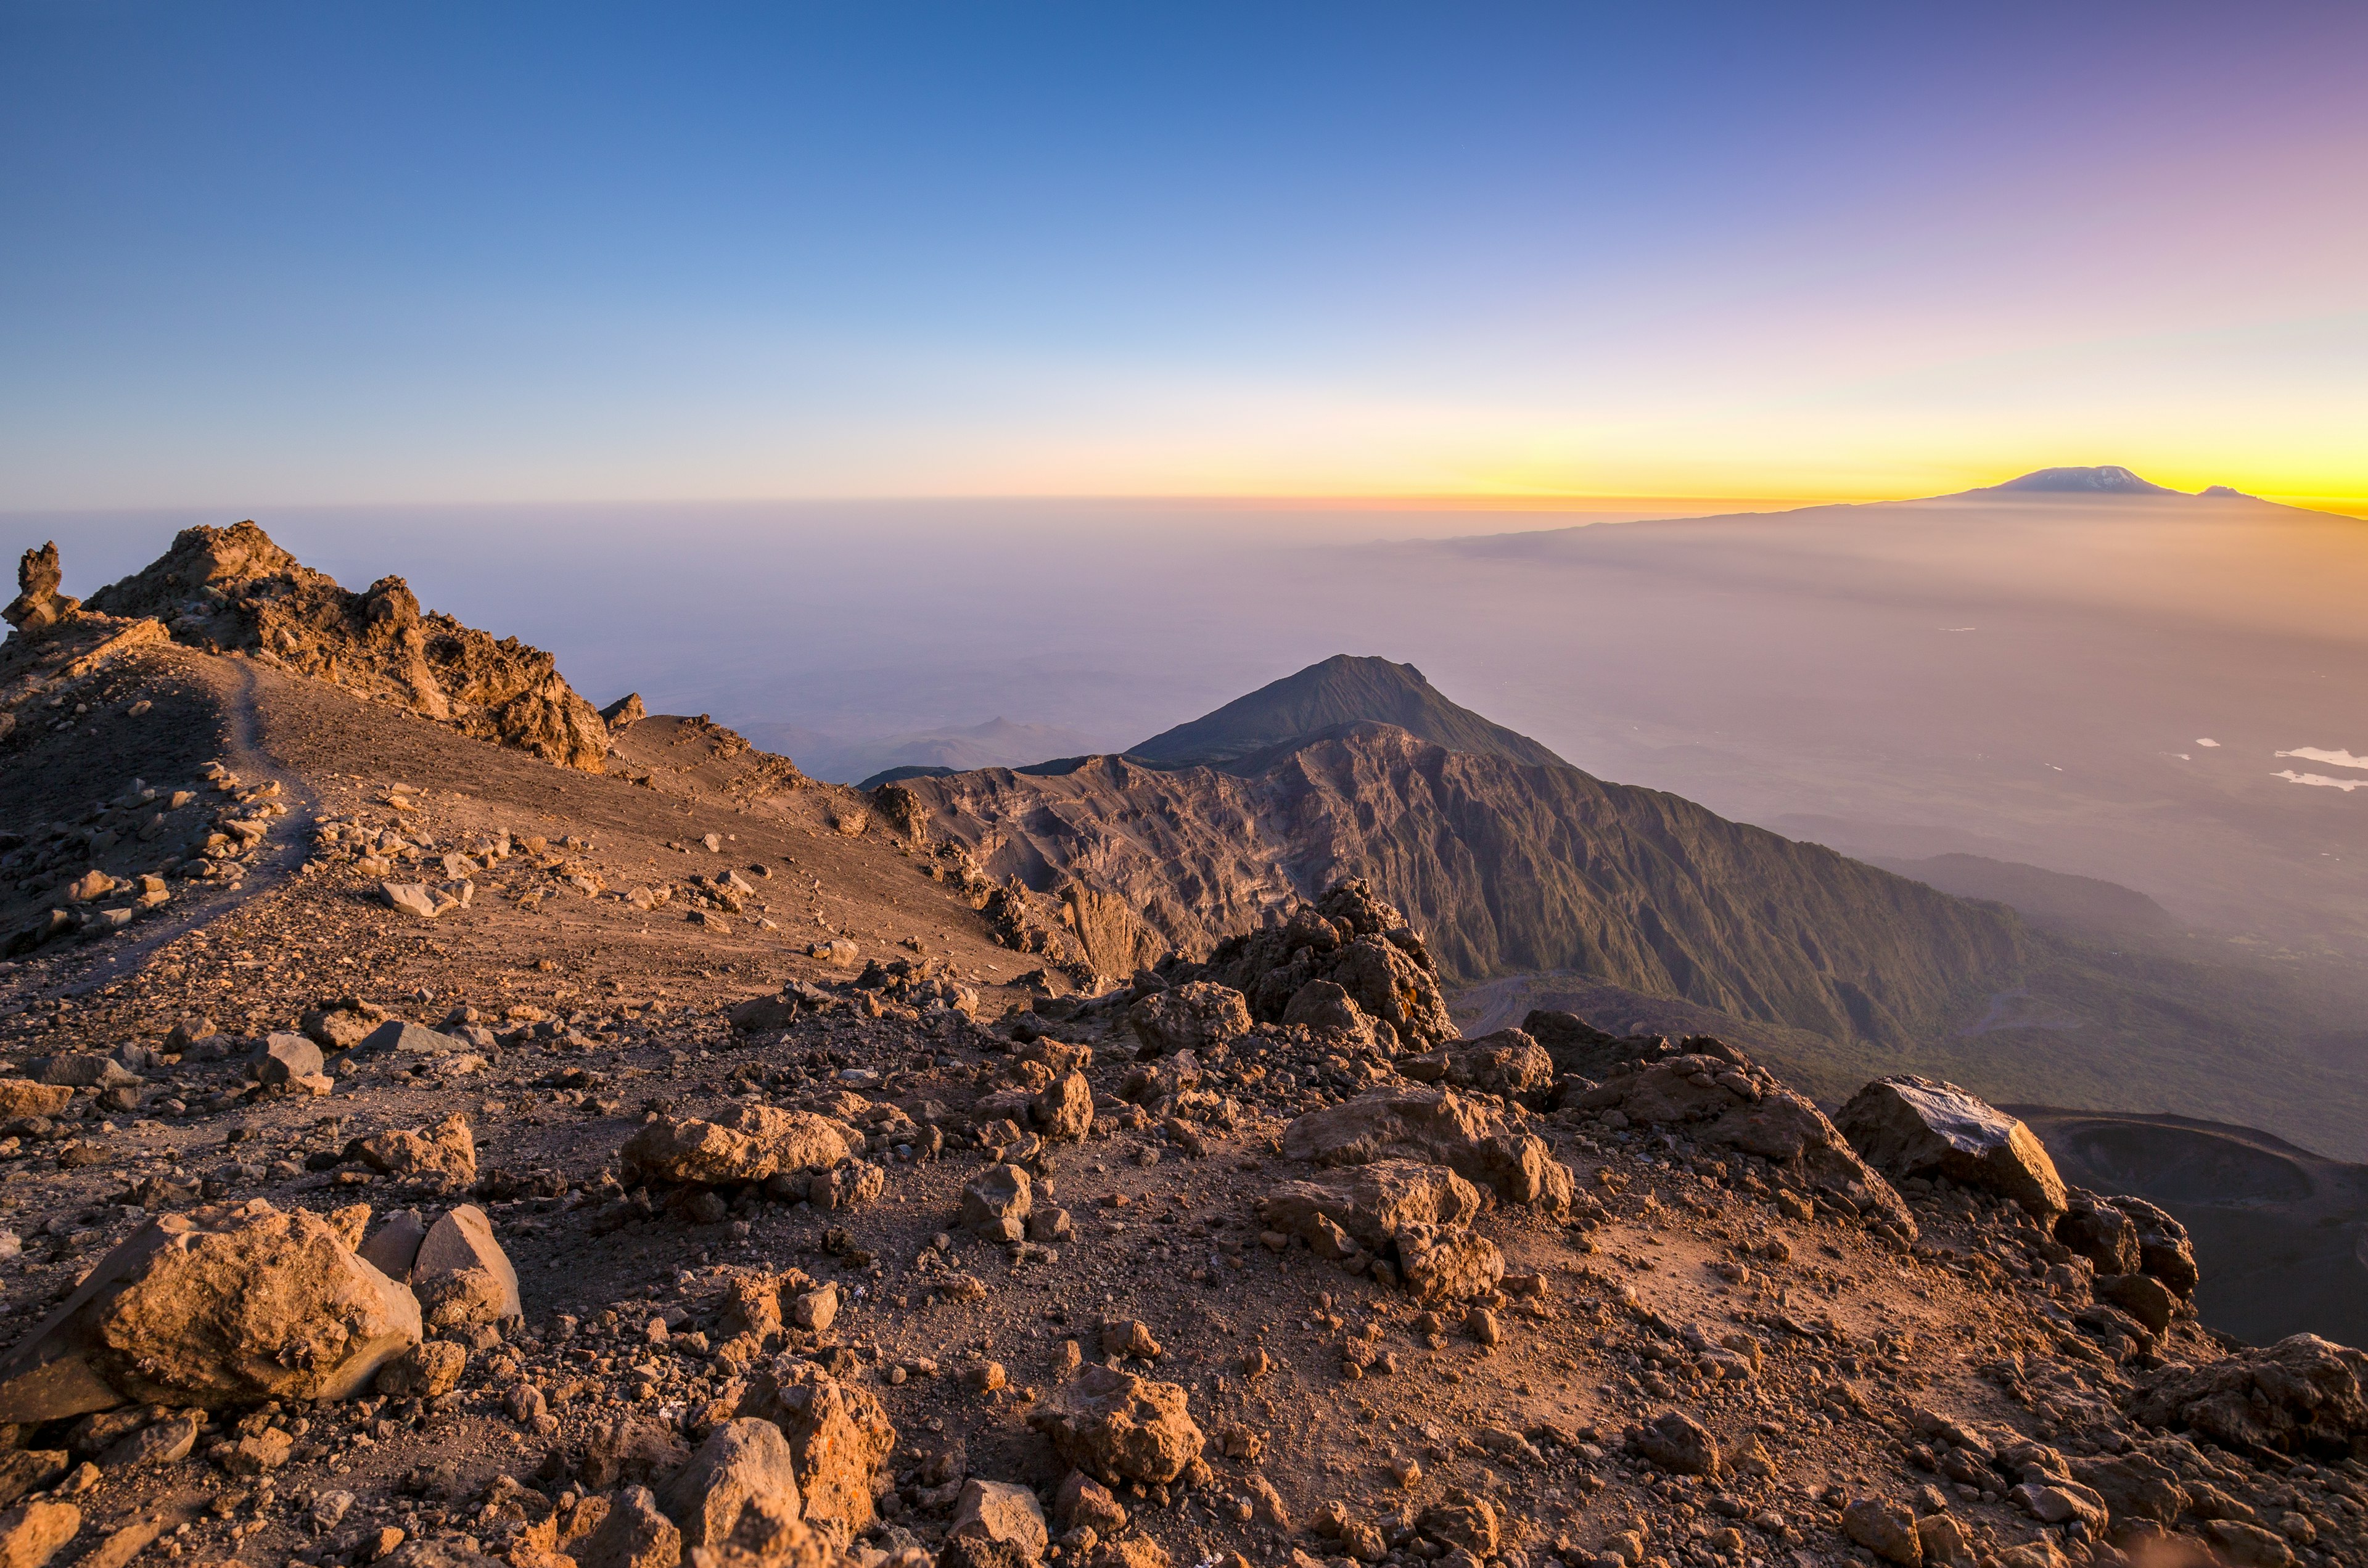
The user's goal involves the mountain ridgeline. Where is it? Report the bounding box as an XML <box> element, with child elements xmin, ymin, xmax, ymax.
<box><xmin>893</xmin><ymin>657</ymin><xmax>2028</xmax><ymax>1051</ymax></box>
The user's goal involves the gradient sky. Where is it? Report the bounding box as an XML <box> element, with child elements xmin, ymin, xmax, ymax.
<box><xmin>4</xmin><ymin>2</ymin><xmax>2365</xmax><ymax>511</ymax></box>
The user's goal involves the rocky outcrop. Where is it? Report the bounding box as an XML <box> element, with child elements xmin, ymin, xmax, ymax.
<box><xmin>1126</xmin><ymin>982</ymin><xmax>1251</xmax><ymax>1056</ymax></box>
<box><xmin>1281</xmin><ymin>1086</ymin><xmax>1574</xmax><ymax>1211</ymax></box>
<box><xmin>1197</xmin><ymin>880</ymin><xmax>1455</xmax><ymax>1051</ymax></box>
<box><xmin>2</xmin><ymin>544</ymin><xmax>76</xmax><ymax>634</ymax></box>
<box><xmin>1836</xmin><ymin>1076</ymin><xmax>2068</xmax><ymax>1218</ymax></box>
<box><xmin>0</xmin><ymin>1202</ymin><xmax>420</xmax><ymax>1421</ymax></box>
<box><xmin>2132</xmin><ymin>1334</ymin><xmax>2368</xmax><ymax>1457</ymax></box>
<box><xmin>80</xmin><ymin>522</ymin><xmax>608</xmax><ymax>769</ymax></box>
<box><xmin>734</xmin><ymin>1361</ymin><xmax>897</xmax><ymax>1540</ymax></box>
<box><xmin>1572</xmin><ymin>1040</ymin><xmax>1917</xmax><ymax>1236</ymax></box>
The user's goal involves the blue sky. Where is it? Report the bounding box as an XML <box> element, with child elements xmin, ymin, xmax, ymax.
<box><xmin>4</xmin><ymin>2</ymin><xmax>2365</xmax><ymax>507</ymax></box>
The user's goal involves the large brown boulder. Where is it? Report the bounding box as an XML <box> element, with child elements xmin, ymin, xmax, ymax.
<box><xmin>1397</xmin><ymin>1030</ymin><xmax>1553</xmax><ymax>1098</ymax></box>
<box><xmin>736</xmin><ymin>1361</ymin><xmax>896</xmax><ymax>1541</ymax></box>
<box><xmin>1027</xmin><ymin>1366</ymin><xmax>1203</xmax><ymax>1486</ymax></box>
<box><xmin>1281</xmin><ymin>1087</ymin><xmax>1573</xmax><ymax>1210</ymax></box>
<box><xmin>2131</xmin><ymin>1335</ymin><xmax>2368</xmax><ymax>1457</ymax></box>
<box><xmin>1201</xmin><ymin>880</ymin><xmax>1456</xmax><ymax>1051</ymax></box>
<box><xmin>0</xmin><ymin>1203</ymin><xmax>419</xmax><ymax>1422</ymax></box>
<box><xmin>658</xmin><ymin>1419</ymin><xmax>803</xmax><ymax>1550</ymax></box>
<box><xmin>1260</xmin><ymin>1159</ymin><xmax>1485</xmax><ymax>1253</ymax></box>
<box><xmin>622</xmin><ymin>1107</ymin><xmax>853</xmax><ymax>1188</ymax></box>
<box><xmin>352</xmin><ymin>1114</ymin><xmax>477</xmax><ymax>1186</ymax></box>
<box><xmin>1835</xmin><ymin>1077</ymin><xmax>2066</xmax><ymax>1218</ymax></box>
<box><xmin>1126</xmin><ymin>983</ymin><xmax>1250</xmax><ymax>1056</ymax></box>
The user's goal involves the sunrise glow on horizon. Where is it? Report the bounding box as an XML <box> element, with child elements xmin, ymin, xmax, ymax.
<box><xmin>4</xmin><ymin>4</ymin><xmax>2364</xmax><ymax>516</ymax></box>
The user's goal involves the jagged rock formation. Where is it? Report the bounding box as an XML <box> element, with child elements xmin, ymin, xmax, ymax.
<box><xmin>2</xmin><ymin>543</ymin><xmax>77</xmax><ymax>634</ymax></box>
<box><xmin>894</xmin><ymin>721</ymin><xmax>2023</xmax><ymax>1046</ymax></box>
<box><xmin>73</xmin><ymin>523</ymin><xmax>608</xmax><ymax>769</ymax></box>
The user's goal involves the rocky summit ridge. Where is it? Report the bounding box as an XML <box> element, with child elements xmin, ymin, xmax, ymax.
<box><xmin>0</xmin><ymin>524</ymin><xmax>2362</xmax><ymax>1568</ymax></box>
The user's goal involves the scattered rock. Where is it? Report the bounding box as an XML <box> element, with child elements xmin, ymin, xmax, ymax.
<box><xmin>1629</xmin><ymin>1410</ymin><xmax>1719</xmax><ymax>1476</ymax></box>
<box><xmin>1026</xmin><ymin>1366</ymin><xmax>1204</xmax><ymax>1486</ymax></box>
<box><xmin>410</xmin><ymin>1205</ymin><xmax>520</xmax><ymax>1328</ymax></box>
<box><xmin>0</xmin><ymin>1500</ymin><xmax>80</xmax><ymax>1568</ymax></box>
<box><xmin>622</xmin><ymin>1107</ymin><xmax>853</xmax><ymax>1188</ymax></box>
<box><xmin>1280</xmin><ymin>1087</ymin><xmax>1572</xmax><ymax>1210</ymax></box>
<box><xmin>950</xmin><ymin>1480</ymin><xmax>1046</xmax><ymax>1562</ymax></box>
<box><xmin>1840</xmin><ymin>1498</ymin><xmax>1923</xmax><ymax>1566</ymax></box>
<box><xmin>374</xmin><ymin>1340</ymin><xmax>468</xmax><ymax>1398</ymax></box>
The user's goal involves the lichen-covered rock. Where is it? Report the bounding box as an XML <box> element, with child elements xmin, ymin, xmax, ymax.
<box><xmin>736</xmin><ymin>1361</ymin><xmax>896</xmax><ymax>1540</ymax></box>
<box><xmin>622</xmin><ymin>1107</ymin><xmax>853</xmax><ymax>1188</ymax></box>
<box><xmin>0</xmin><ymin>1203</ymin><xmax>419</xmax><ymax>1421</ymax></box>
<box><xmin>84</xmin><ymin>522</ymin><xmax>609</xmax><ymax>769</ymax></box>
<box><xmin>1836</xmin><ymin>1076</ymin><xmax>2066</xmax><ymax>1218</ymax></box>
<box><xmin>1125</xmin><ymin>983</ymin><xmax>1250</xmax><ymax>1056</ymax></box>
<box><xmin>2131</xmin><ymin>1334</ymin><xmax>2368</xmax><ymax>1456</ymax></box>
<box><xmin>1280</xmin><ymin>1087</ymin><xmax>1572</xmax><ymax>1210</ymax></box>
<box><xmin>1026</xmin><ymin>1366</ymin><xmax>1204</xmax><ymax>1486</ymax></box>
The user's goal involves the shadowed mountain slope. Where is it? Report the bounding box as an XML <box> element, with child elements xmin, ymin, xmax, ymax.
<box><xmin>1127</xmin><ymin>654</ymin><xmax>1566</xmax><ymax>770</ymax></box>
<box><xmin>898</xmin><ymin>716</ymin><xmax>2025</xmax><ymax>1049</ymax></box>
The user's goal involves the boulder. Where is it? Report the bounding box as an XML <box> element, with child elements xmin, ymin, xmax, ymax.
<box><xmin>1026</xmin><ymin>1366</ymin><xmax>1203</xmax><ymax>1486</ymax></box>
<box><xmin>0</xmin><ymin>1455</ymin><xmax>64</xmax><ymax>1509</ymax></box>
<box><xmin>1394</xmin><ymin>1225</ymin><xmax>1505</xmax><ymax>1303</ymax></box>
<box><xmin>352</xmin><ymin>1114</ymin><xmax>477</xmax><ymax>1185</ymax></box>
<box><xmin>659</xmin><ymin>1419</ymin><xmax>802</xmax><ymax>1550</ymax></box>
<box><xmin>2065</xmin><ymin>1453</ymin><xmax>2187</xmax><ymax>1528</ymax></box>
<box><xmin>577</xmin><ymin>1485</ymin><xmax>682</xmax><ymax>1568</ymax></box>
<box><xmin>622</xmin><ymin>1107</ymin><xmax>852</xmax><ymax>1188</ymax></box>
<box><xmin>2095</xmin><ymin>1273</ymin><xmax>2176</xmax><ymax>1335</ymax></box>
<box><xmin>2055</xmin><ymin>1189</ymin><xmax>2139</xmax><ymax>1275</ymax></box>
<box><xmin>1630</xmin><ymin>1410</ymin><xmax>1719</xmax><ymax>1476</ymax></box>
<box><xmin>0</xmin><ymin>1082</ymin><xmax>73</xmax><ymax>1119</ymax></box>
<box><xmin>1280</xmin><ymin>980</ymin><xmax>1372</xmax><ymax>1045</ymax></box>
<box><xmin>1125</xmin><ymin>983</ymin><xmax>1250</xmax><ymax>1056</ymax></box>
<box><xmin>2113</xmin><ymin>1193</ymin><xmax>2199</xmax><ymax>1296</ymax></box>
<box><xmin>1199</xmin><ymin>880</ymin><xmax>1455</xmax><ymax>1049</ymax></box>
<box><xmin>359</xmin><ymin>1210</ymin><xmax>430</xmax><ymax>1280</ymax></box>
<box><xmin>730</xmin><ymin>994</ymin><xmax>800</xmax><ymax>1033</ymax></box>
<box><xmin>28</xmin><ymin>1055</ymin><xmax>140</xmax><ymax>1090</ymax></box>
<box><xmin>2131</xmin><ymin>1334</ymin><xmax>2368</xmax><ymax>1456</ymax></box>
<box><xmin>375</xmin><ymin>1340</ymin><xmax>468</xmax><ymax>1398</ymax></box>
<box><xmin>1840</xmin><ymin>1498</ymin><xmax>1922</xmax><ymax>1566</ymax></box>
<box><xmin>1396</xmin><ymin>1030</ymin><xmax>1553</xmax><ymax>1098</ymax></box>
<box><xmin>960</xmin><ymin>1166</ymin><xmax>1032</xmax><ymax>1236</ymax></box>
<box><xmin>1052</xmin><ymin>1473</ymin><xmax>1127</xmax><ymax>1534</ymax></box>
<box><xmin>1280</xmin><ymin>1087</ymin><xmax>1573</xmax><ymax>1210</ymax></box>
<box><xmin>736</xmin><ymin>1361</ymin><xmax>897</xmax><ymax>1540</ymax></box>
<box><xmin>949</xmin><ymin>1480</ymin><xmax>1046</xmax><ymax>1561</ymax></box>
<box><xmin>411</xmin><ymin>1205</ymin><xmax>520</xmax><ymax>1327</ymax></box>
<box><xmin>1581</xmin><ymin>1050</ymin><xmax>1915</xmax><ymax>1234</ymax></box>
<box><xmin>246</xmin><ymin>1035</ymin><xmax>321</xmax><ymax>1089</ymax></box>
<box><xmin>1835</xmin><ymin>1077</ymin><xmax>2066</xmax><ymax>1219</ymax></box>
<box><xmin>0</xmin><ymin>1204</ymin><xmax>419</xmax><ymax>1422</ymax></box>
<box><xmin>1031</xmin><ymin>1073</ymin><xmax>1093</xmax><ymax>1143</ymax></box>
<box><xmin>301</xmin><ymin>1000</ymin><xmax>387</xmax><ymax>1050</ymax></box>
<box><xmin>1260</xmin><ymin>1160</ymin><xmax>1485</xmax><ymax>1253</ymax></box>
<box><xmin>0</xmin><ymin>1501</ymin><xmax>80</xmax><ymax>1568</ymax></box>
<box><xmin>353</xmin><ymin>1020</ymin><xmax>464</xmax><ymax>1058</ymax></box>
<box><xmin>100</xmin><ymin>1410</ymin><xmax>199</xmax><ymax>1470</ymax></box>
<box><xmin>1416</xmin><ymin>1492</ymin><xmax>1499</xmax><ymax>1556</ymax></box>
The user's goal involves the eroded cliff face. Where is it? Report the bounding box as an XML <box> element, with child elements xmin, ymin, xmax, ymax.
<box><xmin>895</xmin><ymin>722</ymin><xmax>2028</xmax><ymax>1046</ymax></box>
<box><xmin>78</xmin><ymin>522</ymin><xmax>609</xmax><ymax>770</ymax></box>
